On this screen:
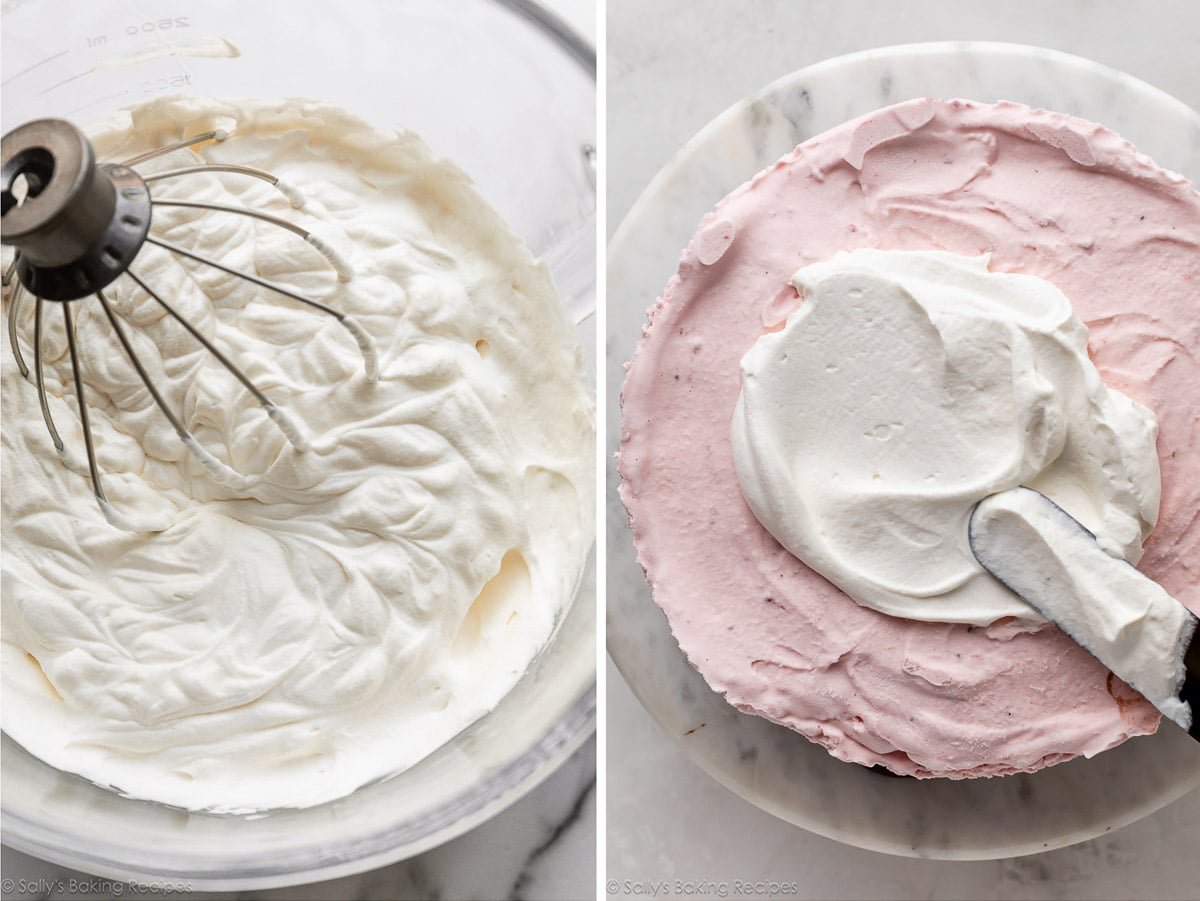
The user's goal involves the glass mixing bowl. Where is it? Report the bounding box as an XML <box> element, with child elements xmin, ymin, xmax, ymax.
<box><xmin>1</xmin><ymin>0</ymin><xmax>595</xmax><ymax>889</ymax></box>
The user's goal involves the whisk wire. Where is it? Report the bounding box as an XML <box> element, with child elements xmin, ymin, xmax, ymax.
<box><xmin>143</xmin><ymin>164</ymin><xmax>306</xmax><ymax>208</ymax></box>
<box><xmin>145</xmin><ymin>234</ymin><xmax>378</xmax><ymax>381</ymax></box>
<box><xmin>95</xmin><ymin>288</ymin><xmax>253</xmax><ymax>492</ymax></box>
<box><xmin>153</xmin><ymin>198</ymin><xmax>309</xmax><ymax>238</ymax></box>
<box><xmin>149</xmin><ymin>198</ymin><xmax>352</xmax><ymax>280</ymax></box>
<box><xmin>8</xmin><ymin>280</ymin><xmax>28</xmax><ymax>378</ymax></box>
<box><xmin>120</xmin><ymin>129</ymin><xmax>227</xmax><ymax>167</ymax></box>
<box><xmin>148</xmin><ymin>235</ymin><xmax>336</xmax><ymax>315</ymax></box>
<box><xmin>61</xmin><ymin>301</ymin><xmax>105</xmax><ymax>503</ymax></box>
<box><xmin>125</xmin><ymin>269</ymin><xmax>309</xmax><ymax>452</ymax></box>
<box><xmin>33</xmin><ymin>298</ymin><xmax>64</xmax><ymax>454</ymax></box>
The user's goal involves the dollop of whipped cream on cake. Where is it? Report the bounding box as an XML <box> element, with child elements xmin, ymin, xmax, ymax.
<box><xmin>732</xmin><ymin>249</ymin><xmax>1161</xmax><ymax>626</ymax></box>
<box><xmin>0</xmin><ymin>97</ymin><xmax>594</xmax><ymax>812</ymax></box>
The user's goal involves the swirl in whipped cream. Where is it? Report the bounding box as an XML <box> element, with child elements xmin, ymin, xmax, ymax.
<box><xmin>0</xmin><ymin>97</ymin><xmax>594</xmax><ymax>812</ymax></box>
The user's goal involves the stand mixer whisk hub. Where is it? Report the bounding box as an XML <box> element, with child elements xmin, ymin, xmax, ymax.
<box><xmin>1</xmin><ymin>119</ymin><xmax>151</xmax><ymax>301</ymax></box>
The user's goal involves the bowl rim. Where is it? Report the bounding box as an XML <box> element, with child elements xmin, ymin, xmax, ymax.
<box><xmin>607</xmin><ymin>39</ymin><xmax>1200</xmax><ymax>861</ymax></box>
<box><xmin>1</xmin><ymin>686</ymin><xmax>595</xmax><ymax>890</ymax></box>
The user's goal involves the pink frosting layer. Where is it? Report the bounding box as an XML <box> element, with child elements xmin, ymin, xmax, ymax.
<box><xmin>618</xmin><ymin>99</ymin><xmax>1200</xmax><ymax>778</ymax></box>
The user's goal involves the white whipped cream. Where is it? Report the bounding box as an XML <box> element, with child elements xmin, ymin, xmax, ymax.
<box><xmin>732</xmin><ymin>249</ymin><xmax>1160</xmax><ymax>627</ymax></box>
<box><xmin>970</xmin><ymin>487</ymin><xmax>1194</xmax><ymax>729</ymax></box>
<box><xmin>0</xmin><ymin>98</ymin><xmax>594</xmax><ymax>812</ymax></box>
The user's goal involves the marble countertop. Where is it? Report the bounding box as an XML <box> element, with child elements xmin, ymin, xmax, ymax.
<box><xmin>607</xmin><ymin>0</ymin><xmax>1200</xmax><ymax>897</ymax></box>
<box><xmin>608</xmin><ymin>664</ymin><xmax>1200</xmax><ymax>900</ymax></box>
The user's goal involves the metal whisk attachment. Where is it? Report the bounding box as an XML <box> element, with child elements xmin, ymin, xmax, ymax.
<box><xmin>1</xmin><ymin>119</ymin><xmax>378</xmax><ymax>531</ymax></box>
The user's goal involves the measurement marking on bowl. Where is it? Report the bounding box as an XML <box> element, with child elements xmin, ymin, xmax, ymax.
<box><xmin>21</xmin><ymin>36</ymin><xmax>238</xmax><ymax>102</ymax></box>
<box><xmin>67</xmin><ymin>90</ymin><xmax>132</xmax><ymax>117</ymax></box>
<box><xmin>35</xmin><ymin>69</ymin><xmax>94</xmax><ymax>97</ymax></box>
<box><xmin>94</xmin><ymin>37</ymin><xmax>242</xmax><ymax>70</ymax></box>
<box><xmin>1</xmin><ymin>49</ymin><xmax>70</xmax><ymax>87</ymax></box>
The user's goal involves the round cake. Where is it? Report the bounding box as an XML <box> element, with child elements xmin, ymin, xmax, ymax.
<box><xmin>618</xmin><ymin>98</ymin><xmax>1200</xmax><ymax>778</ymax></box>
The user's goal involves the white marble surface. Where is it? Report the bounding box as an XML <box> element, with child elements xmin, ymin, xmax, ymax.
<box><xmin>607</xmin><ymin>0</ymin><xmax>1200</xmax><ymax>892</ymax></box>
<box><xmin>608</xmin><ymin>663</ymin><xmax>1200</xmax><ymax>900</ymax></box>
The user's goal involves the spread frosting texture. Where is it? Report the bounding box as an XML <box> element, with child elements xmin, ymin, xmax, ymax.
<box><xmin>732</xmin><ymin>249</ymin><xmax>1161</xmax><ymax>627</ymax></box>
<box><xmin>619</xmin><ymin>98</ymin><xmax>1200</xmax><ymax>778</ymax></box>
<box><xmin>1</xmin><ymin>97</ymin><xmax>594</xmax><ymax>812</ymax></box>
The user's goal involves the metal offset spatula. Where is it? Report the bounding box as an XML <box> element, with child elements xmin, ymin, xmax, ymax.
<box><xmin>969</xmin><ymin>486</ymin><xmax>1200</xmax><ymax>740</ymax></box>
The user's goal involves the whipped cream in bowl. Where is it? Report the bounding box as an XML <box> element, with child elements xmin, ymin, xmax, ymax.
<box><xmin>3</xmin><ymin>96</ymin><xmax>594</xmax><ymax>815</ymax></box>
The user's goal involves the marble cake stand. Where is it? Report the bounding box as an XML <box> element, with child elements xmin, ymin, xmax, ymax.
<box><xmin>606</xmin><ymin>42</ymin><xmax>1200</xmax><ymax>860</ymax></box>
